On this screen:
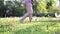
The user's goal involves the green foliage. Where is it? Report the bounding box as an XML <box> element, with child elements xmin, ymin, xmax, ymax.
<box><xmin>46</xmin><ymin>0</ymin><xmax>52</xmax><ymax>9</ymax></box>
<box><xmin>0</xmin><ymin>0</ymin><xmax>60</xmax><ymax>17</ymax></box>
<box><xmin>0</xmin><ymin>0</ymin><xmax>4</xmax><ymax>7</ymax></box>
<box><xmin>13</xmin><ymin>5</ymin><xmax>26</xmax><ymax>16</ymax></box>
<box><xmin>38</xmin><ymin>2</ymin><xmax>46</xmax><ymax>12</ymax></box>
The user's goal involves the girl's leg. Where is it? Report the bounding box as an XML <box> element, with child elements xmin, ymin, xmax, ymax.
<box><xmin>27</xmin><ymin>3</ymin><xmax>33</xmax><ymax>22</ymax></box>
<box><xmin>20</xmin><ymin>13</ymin><xmax>29</xmax><ymax>23</ymax></box>
<box><xmin>20</xmin><ymin>3</ymin><xmax>33</xmax><ymax>23</ymax></box>
<box><xmin>29</xmin><ymin>14</ymin><xmax>32</xmax><ymax>22</ymax></box>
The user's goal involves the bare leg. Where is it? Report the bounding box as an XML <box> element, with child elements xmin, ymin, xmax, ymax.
<box><xmin>29</xmin><ymin>14</ymin><xmax>32</xmax><ymax>22</ymax></box>
<box><xmin>20</xmin><ymin>13</ymin><xmax>29</xmax><ymax>23</ymax></box>
<box><xmin>27</xmin><ymin>3</ymin><xmax>33</xmax><ymax>22</ymax></box>
<box><xmin>20</xmin><ymin>3</ymin><xmax>33</xmax><ymax>23</ymax></box>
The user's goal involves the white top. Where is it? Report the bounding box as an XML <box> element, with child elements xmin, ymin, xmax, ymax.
<box><xmin>4</xmin><ymin>0</ymin><xmax>21</xmax><ymax>5</ymax></box>
<box><xmin>4</xmin><ymin>0</ymin><xmax>16</xmax><ymax>1</ymax></box>
<box><xmin>4</xmin><ymin>0</ymin><xmax>11</xmax><ymax>1</ymax></box>
<box><xmin>4</xmin><ymin>0</ymin><xmax>15</xmax><ymax>5</ymax></box>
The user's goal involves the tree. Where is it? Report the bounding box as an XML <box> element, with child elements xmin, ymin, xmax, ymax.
<box><xmin>0</xmin><ymin>0</ymin><xmax>5</xmax><ymax>17</ymax></box>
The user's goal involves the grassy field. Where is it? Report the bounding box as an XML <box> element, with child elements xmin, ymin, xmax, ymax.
<box><xmin>0</xmin><ymin>17</ymin><xmax>60</xmax><ymax>34</ymax></box>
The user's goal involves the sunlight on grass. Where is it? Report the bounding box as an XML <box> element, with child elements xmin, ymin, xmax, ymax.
<box><xmin>0</xmin><ymin>17</ymin><xmax>60</xmax><ymax>34</ymax></box>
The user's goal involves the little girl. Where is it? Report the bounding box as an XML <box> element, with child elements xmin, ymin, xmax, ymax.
<box><xmin>20</xmin><ymin>0</ymin><xmax>33</xmax><ymax>23</ymax></box>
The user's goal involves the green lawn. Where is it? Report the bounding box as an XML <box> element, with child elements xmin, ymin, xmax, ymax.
<box><xmin>0</xmin><ymin>17</ymin><xmax>60</xmax><ymax>34</ymax></box>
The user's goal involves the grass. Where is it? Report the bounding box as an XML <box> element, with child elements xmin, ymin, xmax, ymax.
<box><xmin>0</xmin><ymin>17</ymin><xmax>60</xmax><ymax>34</ymax></box>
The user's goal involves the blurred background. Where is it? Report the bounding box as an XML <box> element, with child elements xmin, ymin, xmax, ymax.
<box><xmin>0</xmin><ymin>0</ymin><xmax>60</xmax><ymax>17</ymax></box>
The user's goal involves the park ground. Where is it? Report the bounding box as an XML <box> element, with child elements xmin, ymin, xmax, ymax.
<box><xmin>0</xmin><ymin>17</ymin><xmax>60</xmax><ymax>34</ymax></box>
